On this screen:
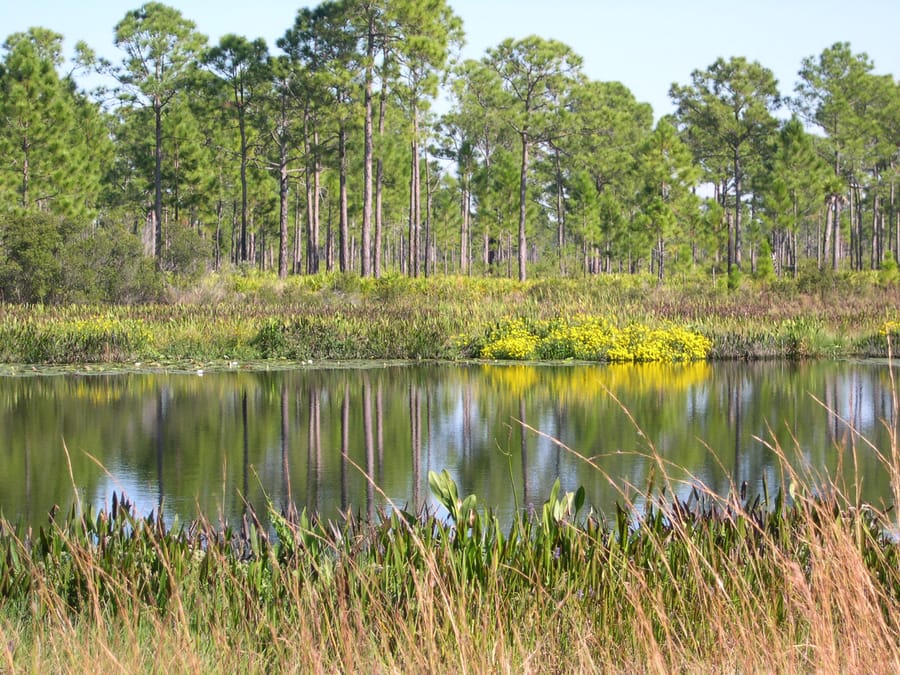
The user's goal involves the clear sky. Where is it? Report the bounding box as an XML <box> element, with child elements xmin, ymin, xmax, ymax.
<box><xmin>4</xmin><ymin>0</ymin><xmax>898</xmax><ymax>118</ymax></box>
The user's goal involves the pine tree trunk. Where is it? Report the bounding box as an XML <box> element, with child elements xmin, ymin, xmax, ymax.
<box><xmin>278</xmin><ymin>141</ymin><xmax>289</xmax><ymax>279</ymax></box>
<box><xmin>872</xmin><ymin>193</ymin><xmax>881</xmax><ymax>269</ymax></box>
<box><xmin>832</xmin><ymin>198</ymin><xmax>842</xmax><ymax>271</ymax></box>
<box><xmin>408</xmin><ymin>107</ymin><xmax>420</xmax><ymax>278</ymax></box>
<box><xmin>823</xmin><ymin>198</ymin><xmax>833</xmax><ymax>272</ymax></box>
<box><xmin>424</xmin><ymin>154</ymin><xmax>432</xmax><ymax>278</ymax></box>
<box><xmin>374</xmin><ymin>52</ymin><xmax>388</xmax><ymax>279</ymax></box>
<box><xmin>361</xmin><ymin>31</ymin><xmax>375</xmax><ymax>277</ymax></box>
<box><xmin>518</xmin><ymin>133</ymin><xmax>529</xmax><ymax>282</ymax></box>
<box><xmin>304</xmin><ymin>109</ymin><xmax>319</xmax><ymax>274</ymax></box>
<box><xmin>892</xmin><ymin>176</ymin><xmax>898</xmax><ymax>263</ymax></box>
<box><xmin>214</xmin><ymin>201</ymin><xmax>222</xmax><ymax>271</ymax></box>
<box><xmin>239</xmin><ymin>112</ymin><xmax>249</xmax><ymax>263</ymax></box>
<box><xmin>733</xmin><ymin>150</ymin><xmax>742</xmax><ymax>271</ymax></box>
<box><xmin>555</xmin><ymin>149</ymin><xmax>565</xmax><ymax>275</ymax></box>
<box><xmin>154</xmin><ymin>100</ymin><xmax>164</xmax><ymax>261</ymax></box>
<box><xmin>339</xmin><ymin>124</ymin><xmax>349</xmax><ymax>273</ymax></box>
<box><xmin>293</xmin><ymin>187</ymin><xmax>302</xmax><ymax>275</ymax></box>
<box><xmin>460</xmin><ymin>178</ymin><xmax>470</xmax><ymax>275</ymax></box>
<box><xmin>657</xmin><ymin>237</ymin><xmax>665</xmax><ymax>282</ymax></box>
<box><xmin>312</xmin><ymin>144</ymin><xmax>321</xmax><ymax>273</ymax></box>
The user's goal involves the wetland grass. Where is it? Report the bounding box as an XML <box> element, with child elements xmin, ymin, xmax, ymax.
<box><xmin>2</xmin><ymin>430</ymin><xmax>900</xmax><ymax>672</ymax></box>
<box><xmin>4</xmin><ymin>271</ymin><xmax>900</xmax><ymax>669</ymax></box>
<box><xmin>1</xmin><ymin>272</ymin><xmax>899</xmax><ymax>365</ymax></box>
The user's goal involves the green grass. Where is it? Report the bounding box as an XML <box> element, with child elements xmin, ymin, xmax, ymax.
<box><xmin>2</xmin><ymin>271</ymin><xmax>900</xmax><ymax>365</ymax></box>
<box><xmin>2</xmin><ymin>449</ymin><xmax>900</xmax><ymax>672</ymax></box>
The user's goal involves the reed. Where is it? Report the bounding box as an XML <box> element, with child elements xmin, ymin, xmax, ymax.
<box><xmin>2</xmin><ymin>273</ymin><xmax>899</xmax><ymax>364</ymax></box>
<box><xmin>2</xmin><ymin>426</ymin><xmax>900</xmax><ymax>672</ymax></box>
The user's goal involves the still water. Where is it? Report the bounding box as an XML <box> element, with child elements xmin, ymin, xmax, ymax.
<box><xmin>0</xmin><ymin>360</ymin><xmax>897</xmax><ymax>529</ymax></box>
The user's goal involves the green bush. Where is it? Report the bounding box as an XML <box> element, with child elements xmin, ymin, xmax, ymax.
<box><xmin>0</xmin><ymin>212</ymin><xmax>67</xmax><ymax>303</ymax></box>
<box><xmin>879</xmin><ymin>254</ymin><xmax>899</xmax><ymax>285</ymax></box>
<box><xmin>160</xmin><ymin>225</ymin><xmax>211</xmax><ymax>280</ymax></box>
<box><xmin>60</xmin><ymin>225</ymin><xmax>162</xmax><ymax>303</ymax></box>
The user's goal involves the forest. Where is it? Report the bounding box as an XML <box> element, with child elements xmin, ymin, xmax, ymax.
<box><xmin>1</xmin><ymin>0</ymin><xmax>898</xmax><ymax>302</ymax></box>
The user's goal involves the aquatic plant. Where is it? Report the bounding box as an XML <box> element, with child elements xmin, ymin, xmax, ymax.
<box><xmin>2</xmin><ymin>458</ymin><xmax>899</xmax><ymax>672</ymax></box>
<box><xmin>0</xmin><ymin>312</ymin><xmax>152</xmax><ymax>363</ymax></box>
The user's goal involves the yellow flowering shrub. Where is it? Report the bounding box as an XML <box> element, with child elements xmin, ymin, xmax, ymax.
<box><xmin>478</xmin><ymin>316</ymin><xmax>711</xmax><ymax>363</ymax></box>
<box><xmin>480</xmin><ymin>319</ymin><xmax>541</xmax><ymax>360</ymax></box>
<box><xmin>542</xmin><ymin>315</ymin><xmax>618</xmax><ymax>360</ymax></box>
<box><xmin>880</xmin><ymin>320</ymin><xmax>900</xmax><ymax>337</ymax></box>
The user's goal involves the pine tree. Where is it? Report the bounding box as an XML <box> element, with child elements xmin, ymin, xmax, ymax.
<box><xmin>109</xmin><ymin>2</ymin><xmax>207</xmax><ymax>261</ymax></box>
<box><xmin>481</xmin><ymin>37</ymin><xmax>583</xmax><ymax>281</ymax></box>
<box><xmin>635</xmin><ymin>119</ymin><xmax>700</xmax><ymax>281</ymax></box>
<box><xmin>204</xmin><ymin>34</ymin><xmax>270</xmax><ymax>264</ymax></box>
<box><xmin>0</xmin><ymin>28</ymin><xmax>108</xmax><ymax>217</ymax></box>
<box><xmin>671</xmin><ymin>57</ymin><xmax>780</xmax><ymax>280</ymax></box>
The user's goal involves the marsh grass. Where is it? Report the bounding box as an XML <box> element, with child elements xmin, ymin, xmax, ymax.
<box><xmin>4</xmin><ymin>272</ymin><xmax>900</xmax><ymax>669</ymax></box>
<box><xmin>2</xmin><ymin>273</ymin><xmax>899</xmax><ymax>365</ymax></box>
<box><xmin>3</xmin><ymin>395</ymin><xmax>900</xmax><ymax>672</ymax></box>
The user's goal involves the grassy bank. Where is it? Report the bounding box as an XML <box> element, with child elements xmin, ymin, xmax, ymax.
<box><xmin>1</xmin><ymin>271</ymin><xmax>899</xmax><ymax>364</ymax></box>
<box><xmin>2</xmin><ymin>448</ymin><xmax>900</xmax><ymax>672</ymax></box>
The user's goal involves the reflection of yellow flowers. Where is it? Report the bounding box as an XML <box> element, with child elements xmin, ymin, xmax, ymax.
<box><xmin>605</xmin><ymin>362</ymin><xmax>711</xmax><ymax>394</ymax></box>
<box><xmin>482</xmin><ymin>361</ymin><xmax>711</xmax><ymax>400</ymax></box>
<box><xmin>478</xmin><ymin>317</ymin><xmax>711</xmax><ymax>363</ymax></box>
<box><xmin>481</xmin><ymin>364</ymin><xmax>541</xmax><ymax>397</ymax></box>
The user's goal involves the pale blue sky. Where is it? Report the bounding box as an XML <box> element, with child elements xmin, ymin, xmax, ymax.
<box><xmin>4</xmin><ymin>0</ymin><xmax>898</xmax><ymax>118</ymax></box>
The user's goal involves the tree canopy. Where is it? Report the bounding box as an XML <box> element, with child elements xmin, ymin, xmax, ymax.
<box><xmin>1</xmin><ymin>3</ymin><xmax>898</xmax><ymax>300</ymax></box>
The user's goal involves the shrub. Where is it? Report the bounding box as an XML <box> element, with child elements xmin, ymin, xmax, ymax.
<box><xmin>160</xmin><ymin>225</ymin><xmax>211</xmax><ymax>280</ymax></box>
<box><xmin>477</xmin><ymin>316</ymin><xmax>712</xmax><ymax>363</ymax></box>
<box><xmin>60</xmin><ymin>224</ymin><xmax>162</xmax><ymax>303</ymax></box>
<box><xmin>0</xmin><ymin>211</ymin><xmax>66</xmax><ymax>303</ymax></box>
<box><xmin>879</xmin><ymin>254</ymin><xmax>899</xmax><ymax>286</ymax></box>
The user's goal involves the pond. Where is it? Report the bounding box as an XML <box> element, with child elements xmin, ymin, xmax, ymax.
<box><xmin>0</xmin><ymin>360</ymin><xmax>897</xmax><ymax>529</ymax></box>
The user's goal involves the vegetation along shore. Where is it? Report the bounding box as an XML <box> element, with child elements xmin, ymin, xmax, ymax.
<box><xmin>3</xmin><ymin>453</ymin><xmax>900</xmax><ymax>671</ymax></box>
<box><xmin>3</xmin><ymin>0</ymin><xmax>900</xmax><ymax>670</ymax></box>
<box><xmin>1</xmin><ymin>273</ymin><xmax>899</xmax><ymax>366</ymax></box>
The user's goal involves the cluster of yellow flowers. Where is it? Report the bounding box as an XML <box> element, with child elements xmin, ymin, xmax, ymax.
<box><xmin>543</xmin><ymin>316</ymin><xmax>618</xmax><ymax>360</ymax></box>
<box><xmin>479</xmin><ymin>316</ymin><xmax>711</xmax><ymax>363</ymax></box>
<box><xmin>48</xmin><ymin>317</ymin><xmax>153</xmax><ymax>357</ymax></box>
<box><xmin>880</xmin><ymin>320</ymin><xmax>900</xmax><ymax>337</ymax></box>
<box><xmin>480</xmin><ymin>319</ymin><xmax>541</xmax><ymax>360</ymax></box>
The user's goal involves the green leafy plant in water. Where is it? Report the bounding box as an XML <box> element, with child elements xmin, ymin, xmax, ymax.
<box><xmin>428</xmin><ymin>469</ymin><xmax>478</xmax><ymax>528</ymax></box>
<box><xmin>541</xmin><ymin>478</ymin><xmax>585</xmax><ymax>536</ymax></box>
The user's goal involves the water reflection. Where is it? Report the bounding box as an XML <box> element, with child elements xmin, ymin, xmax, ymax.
<box><xmin>0</xmin><ymin>360</ymin><xmax>897</xmax><ymax>529</ymax></box>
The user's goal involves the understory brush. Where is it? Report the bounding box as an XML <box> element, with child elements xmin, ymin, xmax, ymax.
<box><xmin>1</xmin><ymin>273</ymin><xmax>899</xmax><ymax>364</ymax></box>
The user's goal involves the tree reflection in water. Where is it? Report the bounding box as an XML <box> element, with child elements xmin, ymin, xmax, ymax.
<box><xmin>0</xmin><ymin>361</ymin><xmax>897</xmax><ymax>529</ymax></box>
